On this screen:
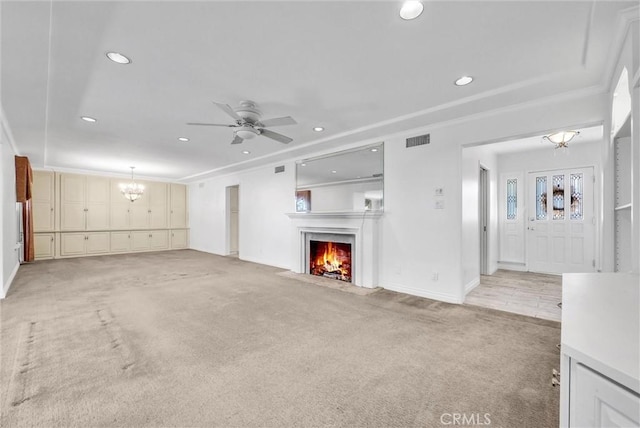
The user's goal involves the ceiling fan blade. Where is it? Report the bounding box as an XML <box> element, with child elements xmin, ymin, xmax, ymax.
<box><xmin>231</xmin><ymin>135</ymin><xmax>244</xmax><ymax>145</ymax></box>
<box><xmin>186</xmin><ymin>122</ymin><xmax>236</xmax><ymax>127</ymax></box>
<box><xmin>260</xmin><ymin>128</ymin><xmax>293</xmax><ymax>144</ymax></box>
<box><xmin>257</xmin><ymin>116</ymin><xmax>297</xmax><ymax>127</ymax></box>
<box><xmin>213</xmin><ymin>101</ymin><xmax>242</xmax><ymax>122</ymax></box>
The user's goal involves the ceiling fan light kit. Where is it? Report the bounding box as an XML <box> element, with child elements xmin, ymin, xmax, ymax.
<box><xmin>187</xmin><ymin>100</ymin><xmax>296</xmax><ymax>145</ymax></box>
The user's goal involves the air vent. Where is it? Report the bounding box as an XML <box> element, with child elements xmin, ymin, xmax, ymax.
<box><xmin>406</xmin><ymin>134</ymin><xmax>430</xmax><ymax>148</ymax></box>
<box><xmin>274</xmin><ymin>165</ymin><xmax>285</xmax><ymax>174</ymax></box>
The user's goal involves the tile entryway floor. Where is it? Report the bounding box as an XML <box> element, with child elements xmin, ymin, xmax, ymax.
<box><xmin>464</xmin><ymin>270</ymin><xmax>562</xmax><ymax>322</ymax></box>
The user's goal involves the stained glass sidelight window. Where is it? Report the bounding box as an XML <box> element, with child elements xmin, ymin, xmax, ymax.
<box><xmin>506</xmin><ymin>179</ymin><xmax>517</xmax><ymax>220</ymax></box>
<box><xmin>570</xmin><ymin>173</ymin><xmax>583</xmax><ymax>220</ymax></box>
<box><xmin>536</xmin><ymin>176</ymin><xmax>547</xmax><ymax>220</ymax></box>
<box><xmin>552</xmin><ymin>174</ymin><xmax>565</xmax><ymax>220</ymax></box>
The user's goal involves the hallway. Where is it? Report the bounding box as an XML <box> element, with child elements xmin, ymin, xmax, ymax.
<box><xmin>464</xmin><ymin>270</ymin><xmax>562</xmax><ymax>322</ymax></box>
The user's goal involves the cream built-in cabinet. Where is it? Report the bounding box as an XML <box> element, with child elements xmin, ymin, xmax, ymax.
<box><xmin>34</xmin><ymin>233</ymin><xmax>55</xmax><ymax>259</ymax></box>
<box><xmin>170</xmin><ymin>229</ymin><xmax>189</xmax><ymax>249</ymax></box>
<box><xmin>31</xmin><ymin>171</ymin><xmax>189</xmax><ymax>260</ymax></box>
<box><xmin>60</xmin><ymin>174</ymin><xmax>110</xmax><ymax>231</ymax></box>
<box><xmin>32</xmin><ymin>171</ymin><xmax>55</xmax><ymax>231</ymax></box>
<box><xmin>170</xmin><ymin>183</ymin><xmax>188</xmax><ymax>228</ymax></box>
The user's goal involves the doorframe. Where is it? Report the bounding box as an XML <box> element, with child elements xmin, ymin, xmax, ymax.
<box><xmin>225</xmin><ymin>184</ymin><xmax>239</xmax><ymax>256</ymax></box>
<box><xmin>479</xmin><ymin>165</ymin><xmax>490</xmax><ymax>275</ymax></box>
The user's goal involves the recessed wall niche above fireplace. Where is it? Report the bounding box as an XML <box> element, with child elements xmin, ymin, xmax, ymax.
<box><xmin>306</xmin><ymin>233</ymin><xmax>355</xmax><ymax>283</ymax></box>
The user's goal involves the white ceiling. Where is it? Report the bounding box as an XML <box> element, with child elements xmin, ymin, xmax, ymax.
<box><xmin>1</xmin><ymin>1</ymin><xmax>635</xmax><ymax>182</ymax></box>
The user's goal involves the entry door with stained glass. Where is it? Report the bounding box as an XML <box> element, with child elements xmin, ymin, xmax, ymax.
<box><xmin>527</xmin><ymin>167</ymin><xmax>594</xmax><ymax>274</ymax></box>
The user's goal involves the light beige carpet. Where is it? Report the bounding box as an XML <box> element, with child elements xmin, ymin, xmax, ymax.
<box><xmin>1</xmin><ymin>250</ymin><xmax>560</xmax><ymax>427</ymax></box>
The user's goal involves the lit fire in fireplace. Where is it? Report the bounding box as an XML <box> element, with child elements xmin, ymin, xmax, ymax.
<box><xmin>309</xmin><ymin>241</ymin><xmax>352</xmax><ymax>282</ymax></box>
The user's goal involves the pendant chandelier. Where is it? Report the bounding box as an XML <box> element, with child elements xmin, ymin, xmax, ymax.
<box><xmin>120</xmin><ymin>166</ymin><xmax>144</xmax><ymax>202</ymax></box>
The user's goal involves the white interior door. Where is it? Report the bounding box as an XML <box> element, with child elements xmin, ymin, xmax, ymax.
<box><xmin>527</xmin><ymin>167</ymin><xmax>594</xmax><ymax>274</ymax></box>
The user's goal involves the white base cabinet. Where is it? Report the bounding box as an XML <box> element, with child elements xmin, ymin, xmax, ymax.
<box><xmin>560</xmin><ymin>273</ymin><xmax>640</xmax><ymax>427</ymax></box>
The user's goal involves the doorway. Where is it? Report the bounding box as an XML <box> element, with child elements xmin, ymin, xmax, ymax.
<box><xmin>479</xmin><ymin>166</ymin><xmax>489</xmax><ymax>275</ymax></box>
<box><xmin>526</xmin><ymin>167</ymin><xmax>595</xmax><ymax>273</ymax></box>
<box><xmin>227</xmin><ymin>185</ymin><xmax>239</xmax><ymax>256</ymax></box>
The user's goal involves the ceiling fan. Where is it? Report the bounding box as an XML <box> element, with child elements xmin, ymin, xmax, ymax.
<box><xmin>187</xmin><ymin>100</ymin><xmax>297</xmax><ymax>144</ymax></box>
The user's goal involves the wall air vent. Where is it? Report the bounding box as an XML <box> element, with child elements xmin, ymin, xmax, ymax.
<box><xmin>274</xmin><ymin>165</ymin><xmax>285</xmax><ymax>174</ymax></box>
<box><xmin>406</xmin><ymin>134</ymin><xmax>430</xmax><ymax>148</ymax></box>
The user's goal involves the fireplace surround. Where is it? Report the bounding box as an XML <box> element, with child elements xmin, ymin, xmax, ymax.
<box><xmin>287</xmin><ymin>211</ymin><xmax>382</xmax><ymax>288</ymax></box>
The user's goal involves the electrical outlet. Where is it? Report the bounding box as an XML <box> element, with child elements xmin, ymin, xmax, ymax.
<box><xmin>434</xmin><ymin>200</ymin><xmax>444</xmax><ymax>209</ymax></box>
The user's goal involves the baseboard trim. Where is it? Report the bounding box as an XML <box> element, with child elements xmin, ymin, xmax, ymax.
<box><xmin>464</xmin><ymin>278</ymin><xmax>480</xmax><ymax>295</ymax></box>
<box><xmin>1</xmin><ymin>261</ymin><xmax>20</xmax><ymax>299</ymax></box>
<box><xmin>497</xmin><ymin>261</ymin><xmax>527</xmax><ymax>272</ymax></box>
<box><xmin>383</xmin><ymin>283</ymin><xmax>463</xmax><ymax>304</ymax></box>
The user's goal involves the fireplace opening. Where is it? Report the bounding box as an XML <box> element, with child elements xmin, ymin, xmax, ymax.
<box><xmin>309</xmin><ymin>240</ymin><xmax>352</xmax><ymax>282</ymax></box>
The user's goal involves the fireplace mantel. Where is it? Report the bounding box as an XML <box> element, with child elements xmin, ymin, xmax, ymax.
<box><xmin>285</xmin><ymin>211</ymin><xmax>384</xmax><ymax>220</ymax></box>
<box><xmin>287</xmin><ymin>211</ymin><xmax>381</xmax><ymax>288</ymax></box>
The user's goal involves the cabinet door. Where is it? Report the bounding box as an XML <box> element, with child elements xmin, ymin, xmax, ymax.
<box><xmin>130</xmin><ymin>231</ymin><xmax>151</xmax><ymax>251</ymax></box>
<box><xmin>130</xmin><ymin>201</ymin><xmax>150</xmax><ymax>229</ymax></box>
<box><xmin>171</xmin><ymin>229</ymin><xmax>188</xmax><ymax>249</ymax></box>
<box><xmin>571</xmin><ymin>362</ymin><xmax>640</xmax><ymax>427</ymax></box>
<box><xmin>86</xmin><ymin>176</ymin><xmax>110</xmax><ymax>230</ymax></box>
<box><xmin>60</xmin><ymin>174</ymin><xmax>86</xmax><ymax>231</ymax></box>
<box><xmin>150</xmin><ymin>230</ymin><xmax>169</xmax><ymax>250</ymax></box>
<box><xmin>34</xmin><ymin>233</ymin><xmax>54</xmax><ymax>259</ymax></box>
<box><xmin>86</xmin><ymin>232</ymin><xmax>110</xmax><ymax>254</ymax></box>
<box><xmin>32</xmin><ymin>171</ymin><xmax>55</xmax><ymax>231</ymax></box>
<box><xmin>60</xmin><ymin>233</ymin><xmax>87</xmax><ymax>256</ymax></box>
<box><xmin>170</xmin><ymin>184</ymin><xmax>187</xmax><ymax>228</ymax></box>
<box><xmin>110</xmin><ymin>204</ymin><xmax>130</xmax><ymax>230</ymax></box>
<box><xmin>149</xmin><ymin>182</ymin><xmax>168</xmax><ymax>229</ymax></box>
<box><xmin>110</xmin><ymin>232</ymin><xmax>131</xmax><ymax>253</ymax></box>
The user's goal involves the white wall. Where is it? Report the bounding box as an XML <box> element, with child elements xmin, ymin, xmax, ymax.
<box><xmin>497</xmin><ymin>140</ymin><xmax>603</xmax><ymax>269</ymax></box>
<box><xmin>461</xmin><ymin>145</ymin><xmax>498</xmax><ymax>294</ymax></box>
<box><xmin>189</xmin><ymin>162</ymin><xmax>295</xmax><ymax>269</ymax></box>
<box><xmin>1</xmin><ymin>111</ymin><xmax>20</xmax><ymax>298</ymax></box>
<box><xmin>188</xmin><ymin>89</ymin><xmax>609</xmax><ymax>304</ymax></box>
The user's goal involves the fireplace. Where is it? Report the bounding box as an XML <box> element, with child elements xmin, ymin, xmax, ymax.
<box><xmin>305</xmin><ymin>233</ymin><xmax>355</xmax><ymax>283</ymax></box>
<box><xmin>309</xmin><ymin>241</ymin><xmax>352</xmax><ymax>282</ymax></box>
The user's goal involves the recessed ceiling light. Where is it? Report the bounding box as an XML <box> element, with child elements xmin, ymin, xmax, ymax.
<box><xmin>455</xmin><ymin>76</ymin><xmax>474</xmax><ymax>86</ymax></box>
<box><xmin>81</xmin><ymin>116</ymin><xmax>97</xmax><ymax>123</ymax></box>
<box><xmin>106</xmin><ymin>52</ymin><xmax>131</xmax><ymax>64</ymax></box>
<box><xmin>371</xmin><ymin>148</ymin><xmax>378</xmax><ymax>152</ymax></box>
<box><xmin>177</xmin><ymin>137</ymin><xmax>189</xmax><ymax>142</ymax></box>
<box><xmin>242</xmin><ymin>150</ymin><xmax>250</xmax><ymax>155</ymax></box>
<box><xmin>400</xmin><ymin>1</ymin><xmax>424</xmax><ymax>20</ymax></box>
<box><xmin>331</xmin><ymin>170</ymin><xmax>337</xmax><ymax>174</ymax></box>
<box><xmin>313</xmin><ymin>127</ymin><xmax>324</xmax><ymax>132</ymax></box>
<box><xmin>301</xmin><ymin>163</ymin><xmax>306</xmax><ymax>167</ymax></box>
